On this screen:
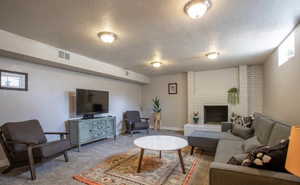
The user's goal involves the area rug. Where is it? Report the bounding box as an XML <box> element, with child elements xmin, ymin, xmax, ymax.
<box><xmin>74</xmin><ymin>147</ymin><xmax>213</xmax><ymax>185</ymax></box>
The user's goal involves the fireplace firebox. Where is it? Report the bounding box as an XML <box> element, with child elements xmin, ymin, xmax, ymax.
<box><xmin>204</xmin><ymin>105</ymin><xmax>228</xmax><ymax>124</ymax></box>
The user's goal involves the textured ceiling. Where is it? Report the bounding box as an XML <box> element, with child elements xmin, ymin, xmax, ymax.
<box><xmin>0</xmin><ymin>0</ymin><xmax>299</xmax><ymax>75</ymax></box>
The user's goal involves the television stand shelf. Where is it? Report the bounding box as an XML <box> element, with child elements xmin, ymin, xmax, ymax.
<box><xmin>66</xmin><ymin>116</ymin><xmax>116</xmax><ymax>152</ymax></box>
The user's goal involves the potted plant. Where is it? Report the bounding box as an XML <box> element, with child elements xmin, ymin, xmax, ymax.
<box><xmin>152</xmin><ymin>97</ymin><xmax>161</xmax><ymax>129</ymax></box>
<box><xmin>227</xmin><ymin>87</ymin><xmax>239</xmax><ymax>105</ymax></box>
<box><xmin>193</xmin><ymin>112</ymin><xmax>200</xmax><ymax>124</ymax></box>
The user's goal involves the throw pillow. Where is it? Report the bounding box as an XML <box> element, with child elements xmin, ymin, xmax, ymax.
<box><xmin>241</xmin><ymin>140</ymin><xmax>289</xmax><ymax>172</ymax></box>
<box><xmin>231</xmin><ymin>124</ymin><xmax>254</xmax><ymax>140</ymax></box>
<box><xmin>243</xmin><ymin>136</ymin><xmax>262</xmax><ymax>153</ymax></box>
<box><xmin>227</xmin><ymin>153</ymin><xmax>248</xmax><ymax>165</ymax></box>
<box><xmin>231</xmin><ymin>113</ymin><xmax>254</xmax><ymax>128</ymax></box>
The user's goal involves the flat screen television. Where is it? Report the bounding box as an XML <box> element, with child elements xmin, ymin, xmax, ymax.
<box><xmin>76</xmin><ymin>89</ymin><xmax>109</xmax><ymax>117</ymax></box>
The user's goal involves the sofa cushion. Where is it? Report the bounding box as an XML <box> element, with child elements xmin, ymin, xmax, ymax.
<box><xmin>215</xmin><ymin>140</ymin><xmax>244</xmax><ymax>163</ymax></box>
<box><xmin>12</xmin><ymin>139</ymin><xmax>71</xmax><ymax>162</ymax></box>
<box><xmin>268</xmin><ymin>122</ymin><xmax>291</xmax><ymax>146</ymax></box>
<box><xmin>133</xmin><ymin>121</ymin><xmax>149</xmax><ymax>130</ymax></box>
<box><xmin>227</xmin><ymin>153</ymin><xmax>248</xmax><ymax>165</ymax></box>
<box><xmin>254</xmin><ymin>116</ymin><xmax>275</xmax><ymax>145</ymax></box>
<box><xmin>232</xmin><ymin>125</ymin><xmax>254</xmax><ymax>140</ymax></box>
<box><xmin>243</xmin><ymin>136</ymin><xmax>262</xmax><ymax>153</ymax></box>
<box><xmin>2</xmin><ymin>120</ymin><xmax>47</xmax><ymax>152</ymax></box>
<box><xmin>13</xmin><ymin>149</ymin><xmax>43</xmax><ymax>162</ymax></box>
<box><xmin>39</xmin><ymin>139</ymin><xmax>71</xmax><ymax>158</ymax></box>
<box><xmin>125</xmin><ymin>111</ymin><xmax>141</xmax><ymax>122</ymax></box>
<box><xmin>220</xmin><ymin>132</ymin><xmax>244</xmax><ymax>141</ymax></box>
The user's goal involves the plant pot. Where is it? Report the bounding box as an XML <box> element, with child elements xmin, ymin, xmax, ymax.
<box><xmin>153</xmin><ymin>112</ymin><xmax>161</xmax><ymax>130</ymax></box>
<box><xmin>193</xmin><ymin>117</ymin><xmax>199</xmax><ymax>124</ymax></box>
<box><xmin>154</xmin><ymin>112</ymin><xmax>161</xmax><ymax>120</ymax></box>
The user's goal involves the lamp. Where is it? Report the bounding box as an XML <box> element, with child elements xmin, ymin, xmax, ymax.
<box><xmin>184</xmin><ymin>0</ymin><xmax>211</xmax><ymax>19</ymax></box>
<box><xmin>97</xmin><ymin>32</ymin><xmax>118</xmax><ymax>44</ymax></box>
<box><xmin>206</xmin><ymin>51</ymin><xmax>220</xmax><ymax>60</ymax></box>
<box><xmin>286</xmin><ymin>125</ymin><xmax>300</xmax><ymax>177</ymax></box>
<box><xmin>151</xmin><ymin>61</ymin><xmax>162</xmax><ymax>68</ymax></box>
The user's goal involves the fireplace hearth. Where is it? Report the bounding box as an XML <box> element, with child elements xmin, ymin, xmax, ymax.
<box><xmin>204</xmin><ymin>105</ymin><xmax>228</xmax><ymax>124</ymax></box>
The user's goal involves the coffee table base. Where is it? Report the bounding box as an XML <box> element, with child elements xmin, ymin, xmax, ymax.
<box><xmin>136</xmin><ymin>148</ymin><xmax>186</xmax><ymax>174</ymax></box>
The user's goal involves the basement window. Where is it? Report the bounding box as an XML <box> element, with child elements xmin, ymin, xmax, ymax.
<box><xmin>278</xmin><ymin>31</ymin><xmax>295</xmax><ymax>66</ymax></box>
<box><xmin>0</xmin><ymin>70</ymin><xmax>28</xmax><ymax>91</ymax></box>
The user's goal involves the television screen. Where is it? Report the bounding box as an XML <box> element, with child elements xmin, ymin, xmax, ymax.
<box><xmin>76</xmin><ymin>89</ymin><xmax>109</xmax><ymax>115</ymax></box>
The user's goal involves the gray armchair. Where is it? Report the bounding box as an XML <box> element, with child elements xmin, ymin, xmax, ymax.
<box><xmin>124</xmin><ymin>111</ymin><xmax>150</xmax><ymax>136</ymax></box>
<box><xmin>0</xmin><ymin>120</ymin><xmax>71</xmax><ymax>180</ymax></box>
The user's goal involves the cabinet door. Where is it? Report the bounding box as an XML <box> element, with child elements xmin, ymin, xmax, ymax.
<box><xmin>90</xmin><ymin>119</ymin><xmax>106</xmax><ymax>139</ymax></box>
<box><xmin>105</xmin><ymin>118</ymin><xmax>115</xmax><ymax>137</ymax></box>
<box><xmin>79</xmin><ymin>122</ymin><xmax>92</xmax><ymax>142</ymax></box>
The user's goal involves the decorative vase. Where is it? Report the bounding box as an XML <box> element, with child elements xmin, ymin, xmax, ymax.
<box><xmin>193</xmin><ymin>117</ymin><xmax>199</xmax><ymax>124</ymax></box>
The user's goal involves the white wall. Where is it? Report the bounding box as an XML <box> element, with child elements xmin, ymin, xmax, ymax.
<box><xmin>187</xmin><ymin>68</ymin><xmax>239</xmax><ymax>123</ymax></box>
<box><xmin>141</xmin><ymin>65</ymin><xmax>264</xmax><ymax>129</ymax></box>
<box><xmin>238</xmin><ymin>65</ymin><xmax>249</xmax><ymax>116</ymax></box>
<box><xmin>248</xmin><ymin>65</ymin><xmax>264</xmax><ymax>114</ymax></box>
<box><xmin>263</xmin><ymin>25</ymin><xmax>300</xmax><ymax>124</ymax></box>
<box><xmin>187</xmin><ymin>65</ymin><xmax>264</xmax><ymax>123</ymax></box>
<box><xmin>0</xmin><ymin>56</ymin><xmax>143</xmax><ymax>165</ymax></box>
<box><xmin>141</xmin><ymin>73</ymin><xmax>187</xmax><ymax>130</ymax></box>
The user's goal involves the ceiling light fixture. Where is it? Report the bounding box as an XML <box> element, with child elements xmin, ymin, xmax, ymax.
<box><xmin>97</xmin><ymin>32</ymin><xmax>118</xmax><ymax>43</ymax></box>
<box><xmin>151</xmin><ymin>61</ymin><xmax>162</xmax><ymax>68</ymax></box>
<box><xmin>184</xmin><ymin>0</ymin><xmax>211</xmax><ymax>19</ymax></box>
<box><xmin>206</xmin><ymin>52</ymin><xmax>220</xmax><ymax>60</ymax></box>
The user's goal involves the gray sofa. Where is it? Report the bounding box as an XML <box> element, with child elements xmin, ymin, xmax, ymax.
<box><xmin>209</xmin><ymin>113</ymin><xmax>300</xmax><ymax>185</ymax></box>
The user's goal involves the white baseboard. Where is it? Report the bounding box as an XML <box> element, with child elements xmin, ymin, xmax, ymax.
<box><xmin>160</xmin><ymin>126</ymin><xmax>183</xmax><ymax>131</ymax></box>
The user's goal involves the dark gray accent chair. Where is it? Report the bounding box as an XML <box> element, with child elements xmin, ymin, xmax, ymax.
<box><xmin>124</xmin><ymin>111</ymin><xmax>150</xmax><ymax>136</ymax></box>
<box><xmin>0</xmin><ymin>120</ymin><xmax>71</xmax><ymax>180</ymax></box>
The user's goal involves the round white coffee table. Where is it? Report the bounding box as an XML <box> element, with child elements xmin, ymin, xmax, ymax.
<box><xmin>134</xmin><ymin>135</ymin><xmax>188</xmax><ymax>174</ymax></box>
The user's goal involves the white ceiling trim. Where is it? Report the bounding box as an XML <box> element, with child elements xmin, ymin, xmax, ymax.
<box><xmin>0</xmin><ymin>29</ymin><xmax>150</xmax><ymax>84</ymax></box>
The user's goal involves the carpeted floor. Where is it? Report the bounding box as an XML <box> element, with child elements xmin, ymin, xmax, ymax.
<box><xmin>0</xmin><ymin>130</ymin><xmax>214</xmax><ymax>185</ymax></box>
